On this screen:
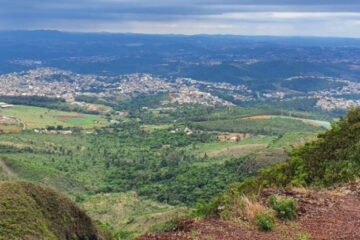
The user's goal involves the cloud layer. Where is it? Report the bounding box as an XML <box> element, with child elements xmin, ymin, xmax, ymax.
<box><xmin>2</xmin><ymin>0</ymin><xmax>360</xmax><ymax>37</ymax></box>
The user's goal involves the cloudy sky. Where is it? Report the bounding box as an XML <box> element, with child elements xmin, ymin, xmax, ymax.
<box><xmin>2</xmin><ymin>0</ymin><xmax>360</xmax><ymax>37</ymax></box>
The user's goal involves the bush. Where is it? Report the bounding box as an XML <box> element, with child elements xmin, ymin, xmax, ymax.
<box><xmin>256</xmin><ymin>212</ymin><xmax>275</xmax><ymax>231</ymax></box>
<box><xmin>192</xmin><ymin>199</ymin><xmax>219</xmax><ymax>219</ymax></box>
<box><xmin>268</xmin><ymin>195</ymin><xmax>297</xmax><ymax>220</ymax></box>
<box><xmin>192</xmin><ymin>192</ymin><xmax>235</xmax><ymax>219</ymax></box>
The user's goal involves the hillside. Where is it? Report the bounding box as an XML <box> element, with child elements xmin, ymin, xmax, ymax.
<box><xmin>137</xmin><ymin>108</ymin><xmax>360</xmax><ymax>240</ymax></box>
<box><xmin>0</xmin><ymin>181</ymin><xmax>112</xmax><ymax>240</ymax></box>
<box><xmin>138</xmin><ymin>182</ymin><xmax>360</xmax><ymax>240</ymax></box>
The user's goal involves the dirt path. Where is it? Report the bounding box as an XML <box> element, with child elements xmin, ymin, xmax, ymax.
<box><xmin>137</xmin><ymin>183</ymin><xmax>360</xmax><ymax>240</ymax></box>
<box><xmin>0</xmin><ymin>159</ymin><xmax>17</xmax><ymax>178</ymax></box>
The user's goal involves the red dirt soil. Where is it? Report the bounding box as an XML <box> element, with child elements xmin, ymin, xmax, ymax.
<box><xmin>137</xmin><ymin>182</ymin><xmax>360</xmax><ymax>240</ymax></box>
<box><xmin>302</xmin><ymin>120</ymin><xmax>321</xmax><ymax>128</ymax></box>
<box><xmin>242</xmin><ymin>115</ymin><xmax>271</xmax><ymax>120</ymax></box>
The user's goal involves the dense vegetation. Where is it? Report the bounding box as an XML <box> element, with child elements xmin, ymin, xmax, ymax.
<box><xmin>0</xmin><ymin>103</ymin><xmax>325</xmax><ymax>237</ymax></box>
<box><xmin>195</xmin><ymin>108</ymin><xmax>360</xmax><ymax>219</ymax></box>
<box><xmin>193</xmin><ymin>117</ymin><xmax>322</xmax><ymax>135</ymax></box>
<box><xmin>0</xmin><ymin>181</ymin><xmax>111</xmax><ymax>240</ymax></box>
<box><xmin>281</xmin><ymin>77</ymin><xmax>345</xmax><ymax>92</ymax></box>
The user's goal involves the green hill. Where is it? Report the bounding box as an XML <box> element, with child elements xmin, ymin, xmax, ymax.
<box><xmin>138</xmin><ymin>108</ymin><xmax>360</xmax><ymax>240</ymax></box>
<box><xmin>195</xmin><ymin>108</ymin><xmax>360</xmax><ymax>218</ymax></box>
<box><xmin>138</xmin><ymin>108</ymin><xmax>360</xmax><ymax>239</ymax></box>
<box><xmin>0</xmin><ymin>181</ymin><xmax>112</xmax><ymax>240</ymax></box>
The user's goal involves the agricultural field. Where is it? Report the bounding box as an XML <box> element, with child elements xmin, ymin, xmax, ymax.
<box><xmin>192</xmin><ymin>115</ymin><xmax>328</xmax><ymax>135</ymax></box>
<box><xmin>82</xmin><ymin>192</ymin><xmax>187</xmax><ymax>239</ymax></box>
<box><xmin>0</xmin><ymin>105</ymin><xmax>108</xmax><ymax>129</ymax></box>
<box><xmin>0</xmin><ymin>116</ymin><xmax>23</xmax><ymax>133</ymax></box>
<box><xmin>185</xmin><ymin>135</ymin><xmax>274</xmax><ymax>158</ymax></box>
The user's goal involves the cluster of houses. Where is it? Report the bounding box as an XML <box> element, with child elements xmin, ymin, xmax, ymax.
<box><xmin>0</xmin><ymin>102</ymin><xmax>14</xmax><ymax>109</ymax></box>
<box><xmin>34</xmin><ymin>129</ymin><xmax>73</xmax><ymax>135</ymax></box>
<box><xmin>218</xmin><ymin>133</ymin><xmax>253</xmax><ymax>143</ymax></box>
<box><xmin>170</xmin><ymin>127</ymin><xmax>193</xmax><ymax>135</ymax></box>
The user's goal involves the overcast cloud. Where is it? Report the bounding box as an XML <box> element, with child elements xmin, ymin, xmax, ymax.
<box><xmin>1</xmin><ymin>0</ymin><xmax>360</xmax><ymax>37</ymax></box>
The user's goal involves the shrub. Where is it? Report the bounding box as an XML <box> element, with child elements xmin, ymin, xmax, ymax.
<box><xmin>192</xmin><ymin>198</ymin><xmax>220</xmax><ymax>219</ymax></box>
<box><xmin>268</xmin><ymin>195</ymin><xmax>297</xmax><ymax>220</ymax></box>
<box><xmin>193</xmin><ymin>191</ymin><xmax>235</xmax><ymax>219</ymax></box>
<box><xmin>256</xmin><ymin>212</ymin><xmax>275</xmax><ymax>231</ymax></box>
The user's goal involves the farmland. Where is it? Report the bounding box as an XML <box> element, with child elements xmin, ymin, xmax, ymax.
<box><xmin>192</xmin><ymin>116</ymin><xmax>325</xmax><ymax>135</ymax></box>
<box><xmin>82</xmin><ymin>192</ymin><xmax>187</xmax><ymax>239</ymax></box>
<box><xmin>0</xmin><ymin>105</ymin><xmax>108</xmax><ymax>129</ymax></box>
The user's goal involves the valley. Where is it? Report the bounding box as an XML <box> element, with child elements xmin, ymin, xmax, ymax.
<box><xmin>1</xmin><ymin>32</ymin><xmax>360</xmax><ymax>239</ymax></box>
<box><xmin>0</xmin><ymin>101</ymin><xmax>324</xmax><ymax>238</ymax></box>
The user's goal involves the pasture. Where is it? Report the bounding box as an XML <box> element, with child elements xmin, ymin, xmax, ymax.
<box><xmin>0</xmin><ymin>105</ymin><xmax>108</xmax><ymax>129</ymax></box>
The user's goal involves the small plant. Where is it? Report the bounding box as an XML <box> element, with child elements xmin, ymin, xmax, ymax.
<box><xmin>256</xmin><ymin>212</ymin><xmax>275</xmax><ymax>231</ymax></box>
<box><xmin>192</xmin><ymin>199</ymin><xmax>218</xmax><ymax>219</ymax></box>
<box><xmin>297</xmin><ymin>232</ymin><xmax>311</xmax><ymax>240</ymax></box>
<box><xmin>268</xmin><ymin>195</ymin><xmax>297</xmax><ymax>220</ymax></box>
<box><xmin>192</xmin><ymin>231</ymin><xmax>201</xmax><ymax>237</ymax></box>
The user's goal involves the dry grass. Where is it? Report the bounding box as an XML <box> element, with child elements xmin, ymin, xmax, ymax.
<box><xmin>242</xmin><ymin>115</ymin><xmax>271</xmax><ymax>120</ymax></box>
<box><xmin>302</xmin><ymin>120</ymin><xmax>321</xmax><ymax>128</ymax></box>
<box><xmin>292</xmin><ymin>187</ymin><xmax>310</xmax><ymax>195</ymax></box>
<box><xmin>233</xmin><ymin>195</ymin><xmax>267</xmax><ymax>224</ymax></box>
<box><xmin>324</xmin><ymin>190</ymin><xmax>346</xmax><ymax>197</ymax></box>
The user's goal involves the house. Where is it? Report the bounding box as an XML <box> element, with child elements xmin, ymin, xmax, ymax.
<box><xmin>59</xmin><ymin>130</ymin><xmax>73</xmax><ymax>135</ymax></box>
<box><xmin>0</xmin><ymin>102</ymin><xmax>14</xmax><ymax>109</ymax></box>
<box><xmin>184</xmin><ymin>127</ymin><xmax>193</xmax><ymax>135</ymax></box>
<box><xmin>229</xmin><ymin>136</ymin><xmax>240</xmax><ymax>143</ymax></box>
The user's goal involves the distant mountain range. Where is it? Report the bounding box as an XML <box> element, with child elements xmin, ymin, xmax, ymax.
<box><xmin>0</xmin><ymin>31</ymin><xmax>360</xmax><ymax>91</ymax></box>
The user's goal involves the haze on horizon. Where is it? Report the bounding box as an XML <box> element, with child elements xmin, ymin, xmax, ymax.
<box><xmin>2</xmin><ymin>0</ymin><xmax>360</xmax><ymax>38</ymax></box>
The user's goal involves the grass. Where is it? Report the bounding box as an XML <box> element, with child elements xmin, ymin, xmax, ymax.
<box><xmin>141</xmin><ymin>124</ymin><xmax>173</xmax><ymax>131</ymax></box>
<box><xmin>0</xmin><ymin>105</ymin><xmax>108</xmax><ymax>129</ymax></box>
<box><xmin>271</xmin><ymin>116</ymin><xmax>331</xmax><ymax>129</ymax></box>
<box><xmin>193</xmin><ymin>117</ymin><xmax>325</xmax><ymax>135</ymax></box>
<box><xmin>185</xmin><ymin>135</ymin><xmax>275</xmax><ymax>157</ymax></box>
<box><xmin>0</xmin><ymin>181</ymin><xmax>111</xmax><ymax>240</ymax></box>
<box><xmin>240</xmin><ymin>196</ymin><xmax>266</xmax><ymax>224</ymax></box>
<box><xmin>185</xmin><ymin>133</ymin><xmax>317</xmax><ymax>170</ymax></box>
<box><xmin>81</xmin><ymin>191</ymin><xmax>188</xmax><ymax>238</ymax></box>
<box><xmin>268</xmin><ymin>132</ymin><xmax>317</xmax><ymax>150</ymax></box>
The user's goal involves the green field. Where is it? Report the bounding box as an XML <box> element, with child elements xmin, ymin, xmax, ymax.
<box><xmin>0</xmin><ymin>105</ymin><xmax>108</xmax><ymax>129</ymax></box>
<box><xmin>82</xmin><ymin>191</ymin><xmax>187</xmax><ymax>238</ymax></box>
<box><xmin>193</xmin><ymin>116</ymin><xmax>325</xmax><ymax>135</ymax></box>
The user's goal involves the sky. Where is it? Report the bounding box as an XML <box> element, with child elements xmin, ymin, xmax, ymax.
<box><xmin>2</xmin><ymin>0</ymin><xmax>360</xmax><ymax>37</ymax></box>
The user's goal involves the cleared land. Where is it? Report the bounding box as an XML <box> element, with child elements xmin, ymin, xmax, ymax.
<box><xmin>0</xmin><ymin>105</ymin><xmax>108</xmax><ymax>129</ymax></box>
<box><xmin>82</xmin><ymin>192</ymin><xmax>187</xmax><ymax>238</ymax></box>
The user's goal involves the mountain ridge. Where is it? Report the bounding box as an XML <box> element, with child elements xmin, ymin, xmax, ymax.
<box><xmin>0</xmin><ymin>181</ymin><xmax>112</xmax><ymax>240</ymax></box>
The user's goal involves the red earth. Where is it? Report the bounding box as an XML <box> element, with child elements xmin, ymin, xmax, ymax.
<box><xmin>137</xmin><ymin>182</ymin><xmax>360</xmax><ymax>240</ymax></box>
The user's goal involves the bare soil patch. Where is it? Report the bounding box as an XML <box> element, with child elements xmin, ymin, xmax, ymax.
<box><xmin>138</xmin><ymin>182</ymin><xmax>360</xmax><ymax>240</ymax></box>
<box><xmin>242</xmin><ymin>115</ymin><xmax>271</xmax><ymax>120</ymax></box>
